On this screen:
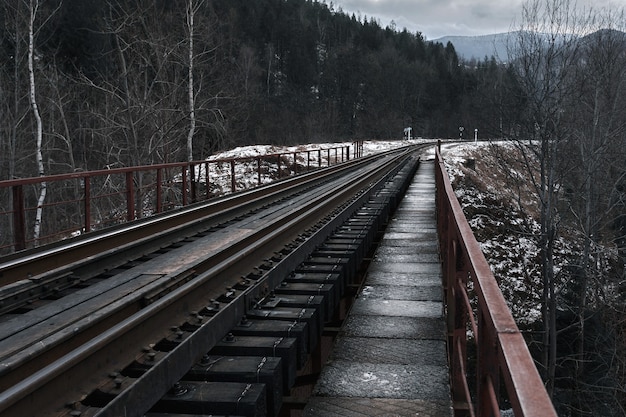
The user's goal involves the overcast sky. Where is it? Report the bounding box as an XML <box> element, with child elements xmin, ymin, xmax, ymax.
<box><xmin>334</xmin><ymin>0</ymin><xmax>625</xmax><ymax>40</ymax></box>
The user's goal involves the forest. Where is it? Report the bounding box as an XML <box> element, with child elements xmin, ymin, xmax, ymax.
<box><xmin>0</xmin><ymin>0</ymin><xmax>466</xmax><ymax>181</ymax></box>
<box><xmin>1</xmin><ymin>0</ymin><xmax>626</xmax><ymax>415</ymax></box>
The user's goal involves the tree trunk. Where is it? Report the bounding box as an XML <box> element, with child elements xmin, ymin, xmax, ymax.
<box><xmin>186</xmin><ymin>0</ymin><xmax>197</xmax><ymax>164</ymax></box>
<box><xmin>28</xmin><ymin>0</ymin><xmax>46</xmax><ymax>245</ymax></box>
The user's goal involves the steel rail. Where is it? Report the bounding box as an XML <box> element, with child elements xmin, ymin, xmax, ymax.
<box><xmin>0</xmin><ymin>148</ymin><xmax>400</xmax><ymax>290</ymax></box>
<box><xmin>0</xmin><ymin>147</ymin><xmax>418</xmax><ymax>417</ymax></box>
<box><xmin>435</xmin><ymin>145</ymin><xmax>557</xmax><ymax>417</ymax></box>
<box><xmin>0</xmin><ymin>152</ymin><xmax>394</xmax><ymax>385</ymax></box>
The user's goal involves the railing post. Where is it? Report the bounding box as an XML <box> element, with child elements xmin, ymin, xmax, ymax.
<box><xmin>84</xmin><ymin>177</ymin><xmax>91</xmax><ymax>233</ymax></box>
<box><xmin>318</xmin><ymin>149</ymin><xmax>321</xmax><ymax>167</ymax></box>
<box><xmin>190</xmin><ymin>163</ymin><xmax>197</xmax><ymax>203</ymax></box>
<box><xmin>477</xmin><ymin>308</ymin><xmax>500</xmax><ymax>417</ymax></box>
<box><xmin>257</xmin><ymin>157</ymin><xmax>262</xmax><ymax>185</ymax></box>
<box><xmin>293</xmin><ymin>152</ymin><xmax>297</xmax><ymax>174</ymax></box>
<box><xmin>126</xmin><ymin>172</ymin><xmax>135</xmax><ymax>221</ymax></box>
<box><xmin>277</xmin><ymin>155</ymin><xmax>281</xmax><ymax>178</ymax></box>
<box><xmin>156</xmin><ymin>169</ymin><xmax>163</xmax><ymax>213</ymax></box>
<box><xmin>12</xmin><ymin>185</ymin><xmax>26</xmax><ymax>251</ymax></box>
<box><xmin>205</xmin><ymin>162</ymin><xmax>210</xmax><ymax>200</ymax></box>
<box><xmin>452</xmin><ymin>241</ymin><xmax>471</xmax><ymax>416</ymax></box>
<box><xmin>230</xmin><ymin>160</ymin><xmax>236</xmax><ymax>193</ymax></box>
<box><xmin>181</xmin><ymin>166</ymin><xmax>188</xmax><ymax>206</ymax></box>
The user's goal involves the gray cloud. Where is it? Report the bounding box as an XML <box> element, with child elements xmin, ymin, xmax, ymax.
<box><xmin>334</xmin><ymin>0</ymin><xmax>624</xmax><ymax>39</ymax></box>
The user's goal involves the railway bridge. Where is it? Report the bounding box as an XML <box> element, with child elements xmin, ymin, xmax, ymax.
<box><xmin>0</xmin><ymin>143</ymin><xmax>557</xmax><ymax>417</ymax></box>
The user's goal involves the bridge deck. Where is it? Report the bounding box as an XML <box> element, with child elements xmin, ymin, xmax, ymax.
<box><xmin>304</xmin><ymin>159</ymin><xmax>453</xmax><ymax>417</ymax></box>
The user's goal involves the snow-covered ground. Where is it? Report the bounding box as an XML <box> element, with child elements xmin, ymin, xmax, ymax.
<box><xmin>204</xmin><ymin>139</ymin><xmax>433</xmax><ymax>195</ymax></box>
<box><xmin>439</xmin><ymin>141</ymin><xmax>546</xmax><ymax>324</ymax></box>
<box><xmin>208</xmin><ymin>139</ymin><xmax>429</xmax><ymax>161</ymax></box>
<box><xmin>437</xmin><ymin>141</ymin><xmax>621</xmax><ymax>328</ymax></box>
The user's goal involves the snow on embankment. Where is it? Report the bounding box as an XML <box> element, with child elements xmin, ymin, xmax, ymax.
<box><xmin>440</xmin><ymin>141</ymin><xmax>622</xmax><ymax>326</ymax></box>
<box><xmin>208</xmin><ymin>140</ymin><xmax>423</xmax><ymax>161</ymax></box>
<box><xmin>205</xmin><ymin>140</ymin><xmax>428</xmax><ymax>195</ymax></box>
<box><xmin>440</xmin><ymin>142</ymin><xmax>547</xmax><ymax>325</ymax></box>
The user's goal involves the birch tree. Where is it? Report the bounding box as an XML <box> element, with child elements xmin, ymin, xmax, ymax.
<box><xmin>28</xmin><ymin>0</ymin><xmax>46</xmax><ymax>243</ymax></box>
<box><xmin>186</xmin><ymin>0</ymin><xmax>204</xmax><ymax>164</ymax></box>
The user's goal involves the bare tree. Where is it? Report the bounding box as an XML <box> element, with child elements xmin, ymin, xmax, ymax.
<box><xmin>507</xmin><ymin>2</ymin><xmax>626</xmax><ymax>414</ymax></box>
<box><xmin>28</xmin><ymin>0</ymin><xmax>47</xmax><ymax>242</ymax></box>
<box><xmin>509</xmin><ymin>0</ymin><xmax>590</xmax><ymax>395</ymax></box>
<box><xmin>0</xmin><ymin>1</ymin><xmax>29</xmax><ymax>246</ymax></box>
<box><xmin>563</xmin><ymin>11</ymin><xmax>626</xmax><ymax>415</ymax></box>
<box><xmin>185</xmin><ymin>0</ymin><xmax>204</xmax><ymax>163</ymax></box>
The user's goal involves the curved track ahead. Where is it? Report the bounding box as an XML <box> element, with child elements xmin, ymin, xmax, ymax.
<box><xmin>0</xmin><ymin>144</ymin><xmax>430</xmax><ymax>417</ymax></box>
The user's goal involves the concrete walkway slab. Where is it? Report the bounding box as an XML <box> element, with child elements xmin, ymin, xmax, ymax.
<box><xmin>304</xmin><ymin>160</ymin><xmax>453</xmax><ymax>417</ymax></box>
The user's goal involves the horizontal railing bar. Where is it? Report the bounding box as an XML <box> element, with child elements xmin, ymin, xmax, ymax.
<box><xmin>0</xmin><ymin>146</ymin><xmax>350</xmax><ymax>187</ymax></box>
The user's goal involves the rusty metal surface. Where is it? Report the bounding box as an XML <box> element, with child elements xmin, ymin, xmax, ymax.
<box><xmin>435</xmin><ymin>145</ymin><xmax>557</xmax><ymax>417</ymax></box>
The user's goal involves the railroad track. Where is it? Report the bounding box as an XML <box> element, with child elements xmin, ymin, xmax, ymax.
<box><xmin>0</xmin><ymin>144</ymin><xmax>429</xmax><ymax>417</ymax></box>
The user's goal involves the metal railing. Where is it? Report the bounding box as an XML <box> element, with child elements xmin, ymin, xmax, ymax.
<box><xmin>0</xmin><ymin>146</ymin><xmax>351</xmax><ymax>254</ymax></box>
<box><xmin>435</xmin><ymin>145</ymin><xmax>557</xmax><ymax>417</ymax></box>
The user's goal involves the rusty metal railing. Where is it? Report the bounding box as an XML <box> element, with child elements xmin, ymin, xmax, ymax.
<box><xmin>0</xmin><ymin>146</ymin><xmax>351</xmax><ymax>254</ymax></box>
<box><xmin>435</xmin><ymin>145</ymin><xmax>557</xmax><ymax>417</ymax></box>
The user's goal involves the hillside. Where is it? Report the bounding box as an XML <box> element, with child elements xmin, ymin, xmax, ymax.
<box><xmin>432</xmin><ymin>32</ymin><xmax>513</xmax><ymax>61</ymax></box>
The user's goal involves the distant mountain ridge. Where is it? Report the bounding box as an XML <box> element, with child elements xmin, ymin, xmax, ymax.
<box><xmin>431</xmin><ymin>32</ymin><xmax>514</xmax><ymax>62</ymax></box>
<box><xmin>433</xmin><ymin>29</ymin><xmax>626</xmax><ymax>63</ymax></box>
